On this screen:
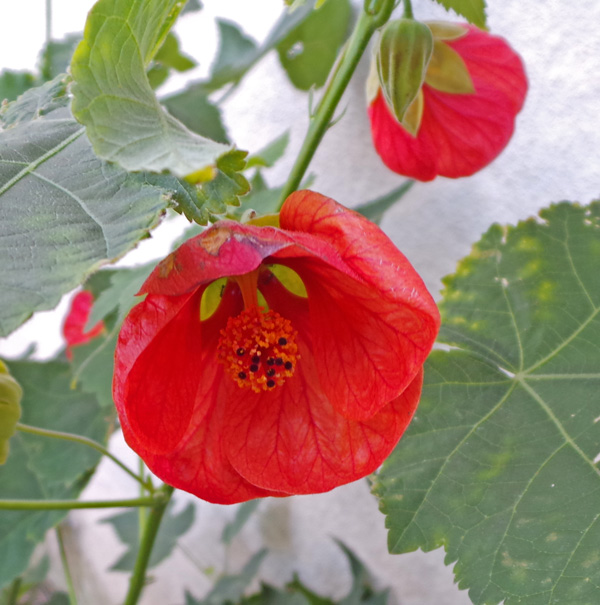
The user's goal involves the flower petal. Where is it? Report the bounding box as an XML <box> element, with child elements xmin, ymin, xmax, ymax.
<box><xmin>278</xmin><ymin>191</ymin><xmax>439</xmax><ymax>420</ymax></box>
<box><xmin>114</xmin><ymin>289</ymin><xmax>207</xmax><ymax>454</ymax></box>
<box><xmin>368</xmin><ymin>25</ymin><xmax>527</xmax><ymax>180</ymax></box>
<box><xmin>224</xmin><ymin>280</ymin><xmax>423</xmax><ymax>494</ymax></box>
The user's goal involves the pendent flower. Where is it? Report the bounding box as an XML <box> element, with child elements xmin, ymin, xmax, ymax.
<box><xmin>368</xmin><ymin>21</ymin><xmax>528</xmax><ymax>181</ymax></box>
<box><xmin>113</xmin><ymin>191</ymin><xmax>440</xmax><ymax>504</ymax></box>
<box><xmin>63</xmin><ymin>291</ymin><xmax>105</xmax><ymax>360</ymax></box>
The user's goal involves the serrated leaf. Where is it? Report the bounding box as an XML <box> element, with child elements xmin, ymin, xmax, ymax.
<box><xmin>0</xmin><ymin>79</ymin><xmax>168</xmax><ymax>336</ymax></box>
<box><xmin>103</xmin><ymin>501</ymin><xmax>195</xmax><ymax>571</ymax></box>
<box><xmin>373</xmin><ymin>201</ymin><xmax>600</xmax><ymax>604</ymax></box>
<box><xmin>221</xmin><ymin>500</ymin><xmax>260</xmax><ymax>545</ymax></box>
<box><xmin>0</xmin><ymin>360</ymin><xmax>108</xmax><ymax>590</ymax></box>
<box><xmin>246</xmin><ymin>132</ymin><xmax>290</xmax><ymax>169</ymax></box>
<box><xmin>432</xmin><ymin>0</ymin><xmax>487</xmax><ymax>29</ymax></box>
<box><xmin>277</xmin><ymin>0</ymin><xmax>352</xmax><ymax>90</ymax></box>
<box><xmin>70</xmin><ymin>0</ymin><xmax>229</xmax><ymax>176</ymax></box>
<box><xmin>354</xmin><ymin>181</ymin><xmax>414</xmax><ymax>225</ymax></box>
<box><xmin>178</xmin><ymin>150</ymin><xmax>250</xmax><ymax>224</ymax></box>
<box><xmin>163</xmin><ymin>84</ymin><xmax>230</xmax><ymax>143</ymax></box>
<box><xmin>0</xmin><ymin>70</ymin><xmax>37</xmax><ymax>103</ymax></box>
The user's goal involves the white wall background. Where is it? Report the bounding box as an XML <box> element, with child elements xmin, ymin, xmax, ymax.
<box><xmin>1</xmin><ymin>0</ymin><xmax>599</xmax><ymax>603</ymax></box>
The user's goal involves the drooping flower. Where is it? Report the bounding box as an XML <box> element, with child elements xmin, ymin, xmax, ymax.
<box><xmin>63</xmin><ymin>291</ymin><xmax>105</xmax><ymax>360</ymax></box>
<box><xmin>368</xmin><ymin>21</ymin><xmax>528</xmax><ymax>181</ymax></box>
<box><xmin>113</xmin><ymin>191</ymin><xmax>440</xmax><ymax>504</ymax></box>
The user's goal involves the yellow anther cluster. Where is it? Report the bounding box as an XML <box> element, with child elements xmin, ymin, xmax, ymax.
<box><xmin>217</xmin><ymin>308</ymin><xmax>299</xmax><ymax>393</ymax></box>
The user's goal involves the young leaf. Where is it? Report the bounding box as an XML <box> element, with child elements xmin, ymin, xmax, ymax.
<box><xmin>0</xmin><ymin>360</ymin><xmax>107</xmax><ymax>590</ymax></box>
<box><xmin>277</xmin><ymin>0</ymin><xmax>353</xmax><ymax>90</ymax></box>
<box><xmin>432</xmin><ymin>0</ymin><xmax>487</xmax><ymax>29</ymax></box>
<box><xmin>373</xmin><ymin>201</ymin><xmax>600</xmax><ymax>604</ymax></box>
<box><xmin>70</xmin><ymin>0</ymin><xmax>229</xmax><ymax>177</ymax></box>
<box><xmin>0</xmin><ymin>80</ymin><xmax>168</xmax><ymax>336</ymax></box>
<box><xmin>103</xmin><ymin>501</ymin><xmax>195</xmax><ymax>571</ymax></box>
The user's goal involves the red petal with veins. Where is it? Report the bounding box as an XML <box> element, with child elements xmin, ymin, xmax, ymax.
<box><xmin>368</xmin><ymin>25</ymin><xmax>527</xmax><ymax>180</ymax></box>
<box><xmin>114</xmin><ymin>191</ymin><xmax>439</xmax><ymax>502</ymax></box>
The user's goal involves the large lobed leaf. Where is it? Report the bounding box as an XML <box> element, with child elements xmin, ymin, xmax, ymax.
<box><xmin>70</xmin><ymin>0</ymin><xmax>228</xmax><ymax>176</ymax></box>
<box><xmin>0</xmin><ymin>78</ymin><xmax>167</xmax><ymax>336</ymax></box>
<box><xmin>0</xmin><ymin>360</ymin><xmax>108</xmax><ymax>590</ymax></box>
<box><xmin>373</xmin><ymin>201</ymin><xmax>600</xmax><ymax>604</ymax></box>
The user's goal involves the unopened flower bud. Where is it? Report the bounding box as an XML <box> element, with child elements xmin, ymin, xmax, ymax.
<box><xmin>375</xmin><ymin>19</ymin><xmax>433</xmax><ymax>127</ymax></box>
<box><xmin>0</xmin><ymin>361</ymin><xmax>23</xmax><ymax>465</ymax></box>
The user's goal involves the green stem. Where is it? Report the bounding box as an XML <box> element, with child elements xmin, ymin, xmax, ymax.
<box><xmin>0</xmin><ymin>496</ymin><xmax>159</xmax><ymax>511</ymax></box>
<box><xmin>277</xmin><ymin>0</ymin><xmax>396</xmax><ymax>207</ymax></box>
<box><xmin>402</xmin><ymin>0</ymin><xmax>414</xmax><ymax>19</ymax></box>
<box><xmin>6</xmin><ymin>578</ymin><xmax>21</xmax><ymax>605</ymax></box>
<box><xmin>16</xmin><ymin>423</ymin><xmax>153</xmax><ymax>493</ymax></box>
<box><xmin>123</xmin><ymin>485</ymin><xmax>174</xmax><ymax>605</ymax></box>
<box><xmin>138</xmin><ymin>457</ymin><xmax>148</xmax><ymax>544</ymax></box>
<box><xmin>45</xmin><ymin>0</ymin><xmax>52</xmax><ymax>44</ymax></box>
<box><xmin>56</xmin><ymin>525</ymin><xmax>78</xmax><ymax>605</ymax></box>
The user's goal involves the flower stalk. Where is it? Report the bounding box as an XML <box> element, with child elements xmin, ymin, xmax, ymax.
<box><xmin>278</xmin><ymin>0</ymin><xmax>396</xmax><ymax>206</ymax></box>
<box><xmin>123</xmin><ymin>485</ymin><xmax>175</xmax><ymax>605</ymax></box>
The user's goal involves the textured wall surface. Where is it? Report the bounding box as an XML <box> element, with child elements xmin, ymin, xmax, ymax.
<box><xmin>1</xmin><ymin>0</ymin><xmax>599</xmax><ymax>603</ymax></box>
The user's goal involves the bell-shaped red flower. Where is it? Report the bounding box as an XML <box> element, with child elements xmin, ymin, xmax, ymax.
<box><xmin>63</xmin><ymin>291</ymin><xmax>105</xmax><ymax>360</ymax></box>
<box><xmin>113</xmin><ymin>191</ymin><xmax>440</xmax><ymax>504</ymax></box>
<box><xmin>368</xmin><ymin>22</ymin><xmax>528</xmax><ymax>181</ymax></box>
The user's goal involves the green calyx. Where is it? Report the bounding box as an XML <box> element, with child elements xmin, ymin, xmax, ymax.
<box><xmin>375</xmin><ymin>19</ymin><xmax>434</xmax><ymax>128</ymax></box>
<box><xmin>0</xmin><ymin>360</ymin><xmax>23</xmax><ymax>465</ymax></box>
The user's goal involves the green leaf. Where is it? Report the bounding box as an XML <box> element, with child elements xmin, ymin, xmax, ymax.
<box><xmin>163</xmin><ymin>84</ymin><xmax>230</xmax><ymax>143</ymax></box>
<box><xmin>209</xmin><ymin>20</ymin><xmax>260</xmax><ymax>90</ymax></box>
<box><xmin>246</xmin><ymin>132</ymin><xmax>290</xmax><ymax>169</ymax></box>
<box><xmin>0</xmin><ymin>360</ymin><xmax>108</xmax><ymax>590</ymax></box>
<box><xmin>277</xmin><ymin>0</ymin><xmax>352</xmax><ymax>90</ymax></box>
<box><xmin>373</xmin><ymin>201</ymin><xmax>600</xmax><ymax>604</ymax></box>
<box><xmin>177</xmin><ymin>150</ymin><xmax>250</xmax><ymax>224</ymax></box>
<box><xmin>154</xmin><ymin>33</ymin><xmax>196</xmax><ymax>73</ymax></box>
<box><xmin>432</xmin><ymin>0</ymin><xmax>487</xmax><ymax>29</ymax></box>
<box><xmin>241</xmin><ymin>585</ymin><xmax>311</xmax><ymax>605</ymax></box>
<box><xmin>221</xmin><ymin>500</ymin><xmax>261</xmax><ymax>545</ymax></box>
<box><xmin>70</xmin><ymin>264</ymin><xmax>154</xmax><ymax>408</ymax></box>
<box><xmin>204</xmin><ymin>4</ymin><xmax>314</xmax><ymax>92</ymax></box>
<box><xmin>70</xmin><ymin>0</ymin><xmax>229</xmax><ymax>176</ymax></box>
<box><xmin>103</xmin><ymin>501</ymin><xmax>195</xmax><ymax>571</ymax></box>
<box><xmin>40</xmin><ymin>34</ymin><xmax>81</xmax><ymax>82</ymax></box>
<box><xmin>0</xmin><ymin>78</ymin><xmax>168</xmax><ymax>336</ymax></box>
<box><xmin>354</xmin><ymin>181</ymin><xmax>414</xmax><ymax>225</ymax></box>
<box><xmin>192</xmin><ymin>549</ymin><xmax>268</xmax><ymax>605</ymax></box>
<box><xmin>0</xmin><ymin>71</ymin><xmax>37</xmax><ymax>103</ymax></box>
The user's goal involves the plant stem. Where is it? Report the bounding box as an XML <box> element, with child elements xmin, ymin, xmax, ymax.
<box><xmin>0</xmin><ymin>496</ymin><xmax>159</xmax><ymax>511</ymax></box>
<box><xmin>277</xmin><ymin>0</ymin><xmax>396</xmax><ymax>207</ymax></box>
<box><xmin>45</xmin><ymin>0</ymin><xmax>52</xmax><ymax>44</ymax></box>
<box><xmin>16</xmin><ymin>422</ymin><xmax>153</xmax><ymax>492</ymax></box>
<box><xmin>402</xmin><ymin>0</ymin><xmax>414</xmax><ymax>19</ymax></box>
<box><xmin>123</xmin><ymin>485</ymin><xmax>174</xmax><ymax>605</ymax></box>
<box><xmin>56</xmin><ymin>525</ymin><xmax>78</xmax><ymax>605</ymax></box>
<box><xmin>6</xmin><ymin>578</ymin><xmax>21</xmax><ymax>605</ymax></box>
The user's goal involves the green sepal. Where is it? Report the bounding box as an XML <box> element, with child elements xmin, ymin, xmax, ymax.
<box><xmin>425</xmin><ymin>38</ymin><xmax>474</xmax><ymax>94</ymax></box>
<box><xmin>376</xmin><ymin>19</ymin><xmax>433</xmax><ymax>123</ymax></box>
<box><xmin>0</xmin><ymin>361</ymin><xmax>23</xmax><ymax>465</ymax></box>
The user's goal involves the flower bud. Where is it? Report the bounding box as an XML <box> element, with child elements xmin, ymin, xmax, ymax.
<box><xmin>0</xmin><ymin>361</ymin><xmax>23</xmax><ymax>465</ymax></box>
<box><xmin>376</xmin><ymin>19</ymin><xmax>433</xmax><ymax>126</ymax></box>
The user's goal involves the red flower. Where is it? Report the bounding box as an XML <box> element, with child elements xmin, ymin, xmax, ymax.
<box><xmin>63</xmin><ymin>291</ymin><xmax>105</xmax><ymax>360</ymax></box>
<box><xmin>368</xmin><ymin>23</ymin><xmax>528</xmax><ymax>181</ymax></box>
<box><xmin>113</xmin><ymin>191</ymin><xmax>440</xmax><ymax>504</ymax></box>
